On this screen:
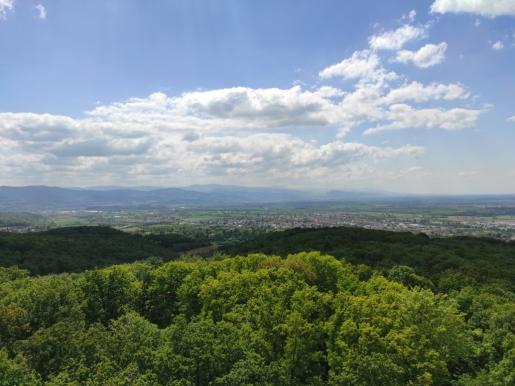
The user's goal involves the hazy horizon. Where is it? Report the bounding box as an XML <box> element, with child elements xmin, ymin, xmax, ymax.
<box><xmin>2</xmin><ymin>183</ymin><xmax>515</xmax><ymax>197</ymax></box>
<box><xmin>1</xmin><ymin>0</ymin><xmax>515</xmax><ymax>194</ymax></box>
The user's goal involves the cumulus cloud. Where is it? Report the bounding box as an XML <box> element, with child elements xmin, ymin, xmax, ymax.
<box><xmin>318</xmin><ymin>50</ymin><xmax>397</xmax><ymax>88</ymax></box>
<box><xmin>336</xmin><ymin>127</ymin><xmax>351</xmax><ymax>139</ymax></box>
<box><xmin>508</xmin><ymin>115</ymin><xmax>515</xmax><ymax>122</ymax></box>
<box><xmin>492</xmin><ymin>41</ymin><xmax>504</xmax><ymax>50</ymax></box>
<box><xmin>0</xmin><ymin>0</ymin><xmax>14</xmax><ymax>19</ymax></box>
<box><xmin>319</xmin><ymin>50</ymin><xmax>381</xmax><ymax>80</ymax></box>
<box><xmin>330</xmin><ymin>81</ymin><xmax>471</xmax><ymax>130</ymax></box>
<box><xmin>186</xmin><ymin>134</ymin><xmax>422</xmax><ymax>177</ymax></box>
<box><xmin>89</xmin><ymin>87</ymin><xmax>340</xmax><ymax>131</ymax></box>
<box><xmin>315</xmin><ymin>86</ymin><xmax>345</xmax><ymax>98</ymax></box>
<box><xmin>34</xmin><ymin>3</ymin><xmax>46</xmax><ymax>19</ymax></box>
<box><xmin>314</xmin><ymin>34</ymin><xmax>479</xmax><ymax>139</ymax></box>
<box><xmin>51</xmin><ymin>138</ymin><xmax>153</xmax><ymax>158</ymax></box>
<box><xmin>0</xmin><ymin>113</ymin><xmax>79</xmax><ymax>144</ymax></box>
<box><xmin>368</xmin><ymin>24</ymin><xmax>425</xmax><ymax>50</ymax></box>
<box><xmin>382</xmin><ymin>82</ymin><xmax>469</xmax><ymax>104</ymax></box>
<box><xmin>430</xmin><ymin>0</ymin><xmax>515</xmax><ymax>17</ymax></box>
<box><xmin>0</xmin><ymin>108</ymin><xmax>424</xmax><ymax>185</ymax></box>
<box><xmin>395</xmin><ymin>42</ymin><xmax>448</xmax><ymax>68</ymax></box>
<box><xmin>0</xmin><ymin>8</ymin><xmax>486</xmax><ymax>186</ymax></box>
<box><xmin>401</xmin><ymin>10</ymin><xmax>417</xmax><ymax>22</ymax></box>
<box><xmin>1</xmin><ymin>68</ymin><xmax>481</xmax><ymax>184</ymax></box>
<box><xmin>364</xmin><ymin>104</ymin><xmax>482</xmax><ymax>135</ymax></box>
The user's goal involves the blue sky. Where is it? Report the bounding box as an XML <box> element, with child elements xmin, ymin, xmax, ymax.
<box><xmin>0</xmin><ymin>0</ymin><xmax>514</xmax><ymax>193</ymax></box>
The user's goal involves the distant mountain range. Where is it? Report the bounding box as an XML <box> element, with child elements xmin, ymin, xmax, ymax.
<box><xmin>0</xmin><ymin>185</ymin><xmax>396</xmax><ymax>211</ymax></box>
<box><xmin>1</xmin><ymin>185</ymin><xmax>514</xmax><ymax>211</ymax></box>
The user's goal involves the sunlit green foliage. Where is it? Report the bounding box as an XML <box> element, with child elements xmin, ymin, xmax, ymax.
<box><xmin>0</xmin><ymin>247</ymin><xmax>512</xmax><ymax>385</ymax></box>
<box><xmin>0</xmin><ymin>349</ymin><xmax>40</xmax><ymax>386</ymax></box>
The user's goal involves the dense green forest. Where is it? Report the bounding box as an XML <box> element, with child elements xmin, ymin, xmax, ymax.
<box><xmin>0</xmin><ymin>227</ymin><xmax>206</xmax><ymax>275</ymax></box>
<box><xmin>228</xmin><ymin>227</ymin><xmax>515</xmax><ymax>293</ymax></box>
<box><xmin>0</xmin><ymin>226</ymin><xmax>513</xmax><ymax>385</ymax></box>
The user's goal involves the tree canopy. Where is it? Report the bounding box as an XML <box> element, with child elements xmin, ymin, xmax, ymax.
<box><xmin>0</xmin><ymin>248</ymin><xmax>513</xmax><ymax>385</ymax></box>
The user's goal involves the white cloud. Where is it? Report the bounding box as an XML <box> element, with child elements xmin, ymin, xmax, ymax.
<box><xmin>331</xmin><ymin>79</ymin><xmax>473</xmax><ymax>133</ymax></box>
<box><xmin>318</xmin><ymin>50</ymin><xmax>398</xmax><ymax>89</ymax></box>
<box><xmin>0</xmin><ymin>108</ymin><xmax>424</xmax><ymax>185</ymax></box>
<box><xmin>1</xmin><ymin>81</ymin><xmax>471</xmax><ymax>183</ymax></box>
<box><xmin>88</xmin><ymin>86</ymin><xmax>344</xmax><ymax>131</ymax></box>
<box><xmin>316</xmin><ymin>41</ymin><xmax>477</xmax><ymax>138</ymax></box>
<box><xmin>0</xmin><ymin>0</ymin><xmax>14</xmax><ymax>19</ymax></box>
<box><xmin>0</xmin><ymin>81</ymin><xmax>428</xmax><ymax>185</ymax></box>
<box><xmin>34</xmin><ymin>3</ymin><xmax>46</xmax><ymax>20</ymax></box>
<box><xmin>430</xmin><ymin>0</ymin><xmax>515</xmax><ymax>17</ymax></box>
<box><xmin>369</xmin><ymin>24</ymin><xmax>425</xmax><ymax>50</ymax></box>
<box><xmin>319</xmin><ymin>50</ymin><xmax>381</xmax><ymax>80</ymax></box>
<box><xmin>315</xmin><ymin>86</ymin><xmax>345</xmax><ymax>98</ymax></box>
<box><xmin>382</xmin><ymin>82</ymin><xmax>469</xmax><ymax>104</ymax></box>
<box><xmin>492</xmin><ymin>41</ymin><xmax>504</xmax><ymax>50</ymax></box>
<box><xmin>0</xmin><ymin>7</ymin><xmax>486</xmax><ymax>187</ymax></box>
<box><xmin>0</xmin><ymin>76</ymin><xmax>481</xmax><ymax>186</ymax></box>
<box><xmin>508</xmin><ymin>115</ymin><xmax>515</xmax><ymax>122</ymax></box>
<box><xmin>0</xmin><ymin>112</ymin><xmax>79</xmax><ymax>144</ymax></box>
<box><xmin>395</xmin><ymin>42</ymin><xmax>448</xmax><ymax>68</ymax></box>
<box><xmin>405</xmin><ymin>10</ymin><xmax>417</xmax><ymax>22</ymax></box>
<box><xmin>364</xmin><ymin>104</ymin><xmax>482</xmax><ymax>135</ymax></box>
<box><xmin>187</xmin><ymin>134</ymin><xmax>423</xmax><ymax>176</ymax></box>
<box><xmin>336</xmin><ymin>127</ymin><xmax>351</xmax><ymax>139</ymax></box>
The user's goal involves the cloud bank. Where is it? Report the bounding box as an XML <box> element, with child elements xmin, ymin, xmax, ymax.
<box><xmin>0</xmin><ymin>9</ymin><xmax>485</xmax><ymax>188</ymax></box>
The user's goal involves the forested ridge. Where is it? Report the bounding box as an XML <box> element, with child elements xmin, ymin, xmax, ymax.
<box><xmin>0</xmin><ymin>227</ymin><xmax>205</xmax><ymax>275</ymax></box>
<box><xmin>0</xmin><ymin>227</ymin><xmax>513</xmax><ymax>385</ymax></box>
<box><xmin>228</xmin><ymin>227</ymin><xmax>515</xmax><ymax>292</ymax></box>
